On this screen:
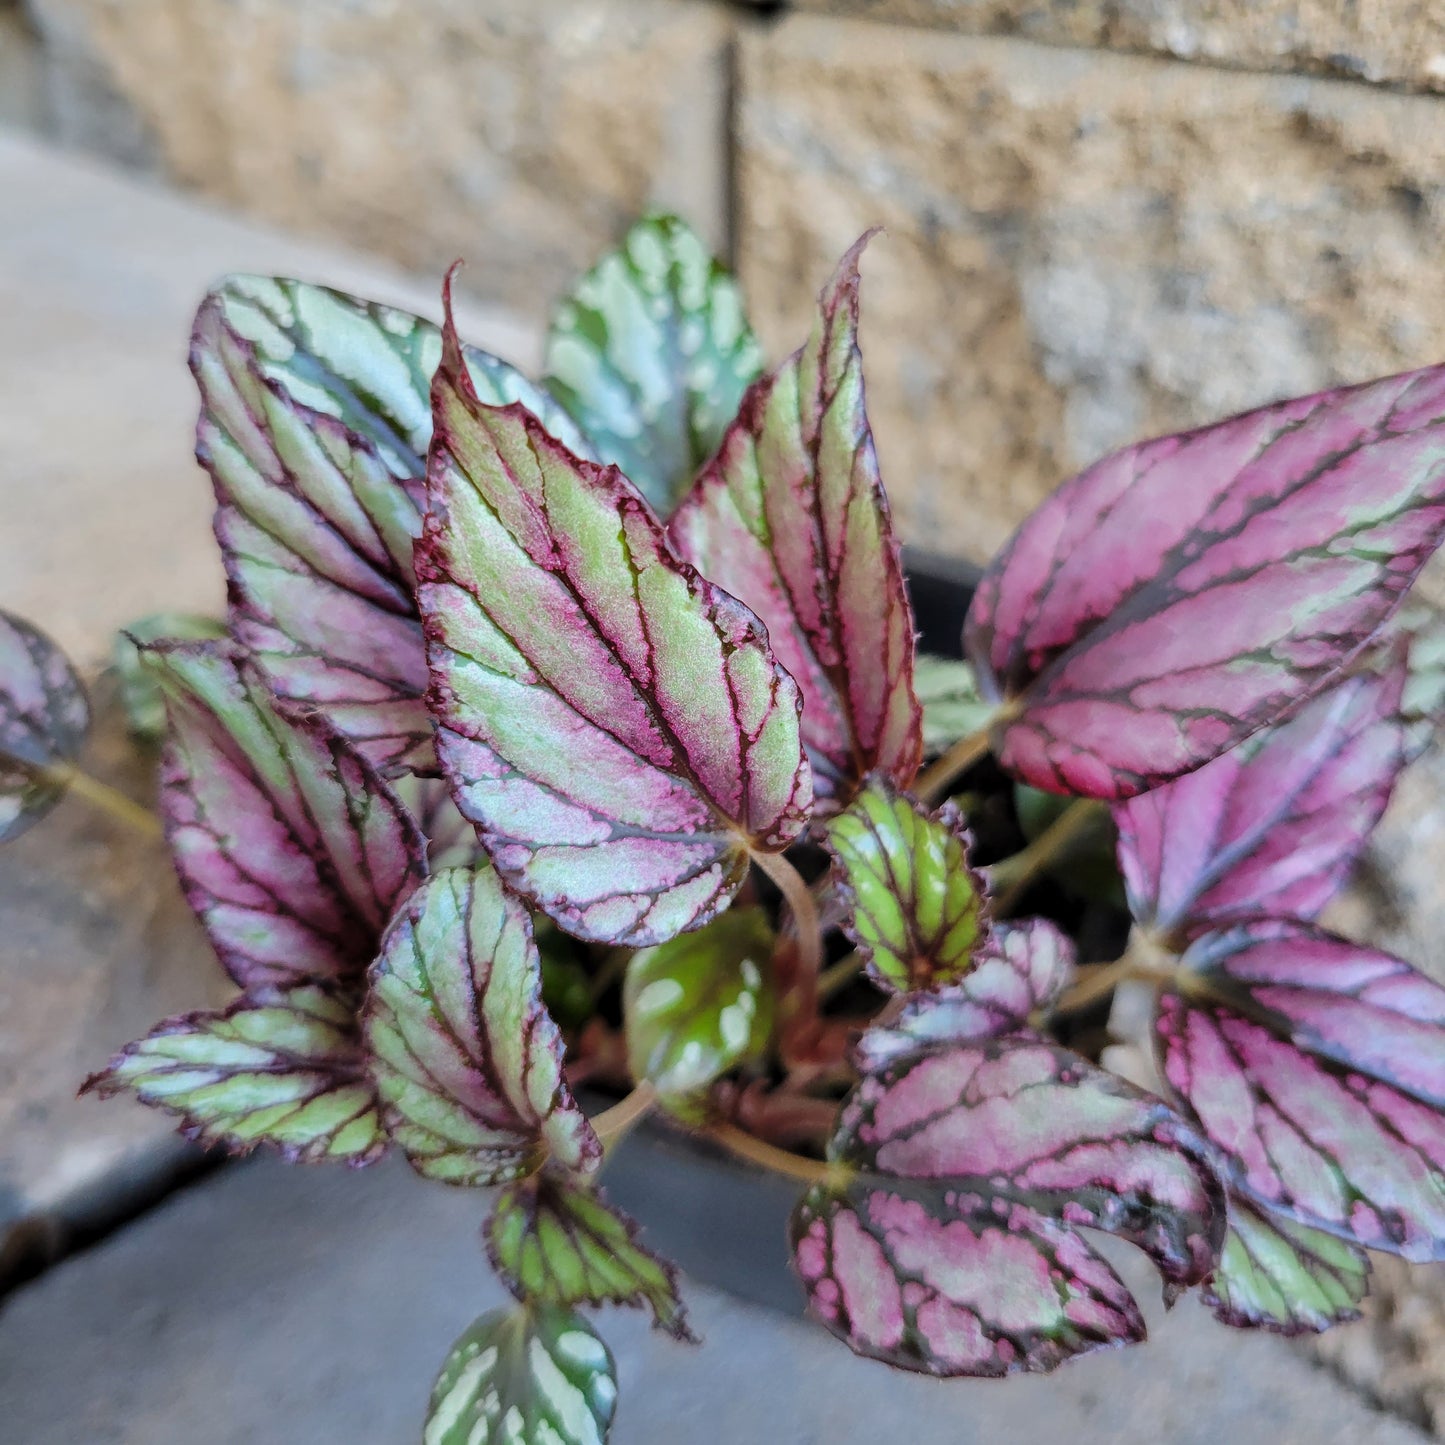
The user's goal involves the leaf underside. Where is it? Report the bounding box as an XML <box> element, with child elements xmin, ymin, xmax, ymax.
<box><xmin>425</xmin><ymin>1305</ymin><xmax>616</xmax><ymax>1445</ymax></box>
<box><xmin>1159</xmin><ymin>919</ymin><xmax>1445</xmax><ymax>1260</ymax></box>
<box><xmin>192</xmin><ymin>274</ymin><xmax>584</xmax><ymax>773</ymax></box>
<box><xmin>1115</xmin><ymin>658</ymin><xmax>1409</xmax><ymax>934</ymax></box>
<box><xmin>670</xmin><ymin>236</ymin><xmax>921</xmax><ymax>807</ymax></box>
<box><xmin>826</xmin><ymin>776</ymin><xmax>988</xmax><ymax>993</ymax></box>
<box><xmin>84</xmin><ymin>983</ymin><xmax>383</xmax><ymax>1165</ymax></box>
<box><xmin>487</xmin><ymin>1171</ymin><xmax>695</xmax><ymax>1341</ymax></box>
<box><xmin>545</xmin><ymin>213</ymin><xmax>762</xmax><ymax>517</ymax></box>
<box><xmin>0</xmin><ymin>608</ymin><xmax>89</xmax><ymax>843</ymax></box>
<box><xmin>365</xmin><ymin>865</ymin><xmax>600</xmax><ymax>1187</ymax></box>
<box><xmin>793</xmin><ymin>1035</ymin><xmax>1224</xmax><ymax>1377</ymax></box>
<box><xmin>419</xmin><ymin>280</ymin><xmax>810</xmax><ymax>946</ymax></box>
<box><xmin>145</xmin><ymin>641</ymin><xmax>426</xmax><ymax>991</ymax></box>
<box><xmin>967</xmin><ymin>364</ymin><xmax>1445</xmax><ymax>799</ymax></box>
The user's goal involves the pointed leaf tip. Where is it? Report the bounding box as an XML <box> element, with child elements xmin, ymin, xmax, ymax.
<box><xmin>0</xmin><ymin>608</ymin><xmax>89</xmax><ymax>844</ymax></box>
<box><xmin>968</xmin><ymin>362</ymin><xmax>1445</xmax><ymax>799</ymax></box>
<box><xmin>365</xmin><ymin>865</ymin><xmax>600</xmax><ymax>1187</ymax></box>
<box><xmin>670</xmin><ymin>239</ymin><xmax>922</xmax><ymax>807</ymax></box>
<box><xmin>420</xmin><ymin>344</ymin><xmax>810</xmax><ymax>947</ymax></box>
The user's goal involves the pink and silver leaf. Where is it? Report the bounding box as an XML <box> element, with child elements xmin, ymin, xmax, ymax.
<box><xmin>791</xmin><ymin>1036</ymin><xmax>1225</xmax><ymax>1377</ymax></box>
<box><xmin>1115</xmin><ymin>655</ymin><xmax>1409</xmax><ymax>934</ymax></box>
<box><xmin>144</xmin><ymin>641</ymin><xmax>427</xmax><ymax>992</ymax></box>
<box><xmin>364</xmin><ymin>864</ymin><xmax>601</xmax><ymax>1187</ymax></box>
<box><xmin>0</xmin><ymin>608</ymin><xmax>89</xmax><ymax>843</ymax></box>
<box><xmin>670</xmin><ymin>235</ymin><xmax>922</xmax><ymax>807</ymax></box>
<box><xmin>966</xmin><ymin>364</ymin><xmax>1445</xmax><ymax>799</ymax></box>
<box><xmin>419</xmin><ymin>275</ymin><xmax>810</xmax><ymax>947</ymax></box>
<box><xmin>83</xmin><ymin>982</ymin><xmax>384</xmax><ymax>1165</ymax></box>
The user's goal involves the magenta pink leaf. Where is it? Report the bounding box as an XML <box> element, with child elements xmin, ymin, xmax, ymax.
<box><xmin>792</xmin><ymin>1036</ymin><xmax>1225</xmax><ymax>1376</ymax></box>
<box><xmin>0</xmin><ymin>608</ymin><xmax>89</xmax><ymax>843</ymax></box>
<box><xmin>1115</xmin><ymin>657</ymin><xmax>1410</xmax><ymax>934</ymax></box>
<box><xmin>83</xmin><ymin>982</ymin><xmax>384</xmax><ymax>1165</ymax></box>
<box><xmin>419</xmin><ymin>278</ymin><xmax>811</xmax><ymax>946</ymax></box>
<box><xmin>364</xmin><ymin>865</ymin><xmax>601</xmax><ymax>1186</ymax></box>
<box><xmin>670</xmin><ymin>236</ymin><xmax>921</xmax><ymax>807</ymax></box>
<box><xmin>1156</xmin><ymin>929</ymin><xmax>1445</xmax><ymax>1260</ymax></box>
<box><xmin>145</xmin><ymin>641</ymin><xmax>427</xmax><ymax>990</ymax></box>
<box><xmin>966</xmin><ymin>365</ymin><xmax>1445</xmax><ymax>799</ymax></box>
<box><xmin>853</xmin><ymin>919</ymin><xmax>1075</xmax><ymax>1072</ymax></box>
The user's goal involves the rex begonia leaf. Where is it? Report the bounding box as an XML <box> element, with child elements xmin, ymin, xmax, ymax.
<box><xmin>1206</xmin><ymin>1195</ymin><xmax>1368</xmax><ymax>1334</ymax></box>
<box><xmin>192</xmin><ymin>275</ymin><xmax>586</xmax><ymax>772</ymax></box>
<box><xmin>852</xmin><ymin>919</ymin><xmax>1074</xmax><ymax>1072</ymax></box>
<box><xmin>915</xmin><ymin>654</ymin><xmax>995</xmax><ymax>758</ymax></box>
<box><xmin>965</xmin><ymin>364</ymin><xmax>1445</xmax><ymax>800</ymax></box>
<box><xmin>486</xmin><ymin>1171</ymin><xmax>694</xmax><ymax>1341</ymax></box>
<box><xmin>113</xmin><ymin>613</ymin><xmax>227</xmax><ymax>742</ymax></box>
<box><xmin>825</xmin><ymin>776</ymin><xmax>988</xmax><ymax>993</ymax></box>
<box><xmin>1157</xmin><ymin>922</ymin><xmax>1445</xmax><ymax>1260</ymax></box>
<box><xmin>83</xmin><ymin>982</ymin><xmax>383</xmax><ymax>1165</ymax></box>
<box><xmin>670</xmin><ymin>236</ymin><xmax>922</xmax><ymax>806</ymax></box>
<box><xmin>425</xmin><ymin>1304</ymin><xmax>616</xmax><ymax>1445</ymax></box>
<box><xmin>791</xmin><ymin>1036</ymin><xmax>1224</xmax><ymax>1376</ymax></box>
<box><xmin>544</xmin><ymin>213</ymin><xmax>762</xmax><ymax>516</ymax></box>
<box><xmin>0</xmin><ymin>608</ymin><xmax>89</xmax><ymax>843</ymax></box>
<box><xmin>1116</xmin><ymin>658</ymin><xmax>1408</xmax><ymax>934</ymax></box>
<box><xmin>1397</xmin><ymin>603</ymin><xmax>1445</xmax><ymax>756</ymax></box>
<box><xmin>144</xmin><ymin>641</ymin><xmax>426</xmax><ymax>990</ymax></box>
<box><xmin>623</xmin><ymin>906</ymin><xmax>774</xmax><ymax>1118</ymax></box>
<box><xmin>364</xmin><ymin>865</ymin><xmax>601</xmax><ymax>1186</ymax></box>
<box><xmin>419</xmin><ymin>282</ymin><xmax>811</xmax><ymax>947</ymax></box>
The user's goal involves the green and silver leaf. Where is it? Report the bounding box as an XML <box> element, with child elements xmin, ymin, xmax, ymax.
<box><xmin>114</xmin><ymin>614</ymin><xmax>226</xmax><ymax>742</ymax></box>
<box><xmin>914</xmin><ymin>654</ymin><xmax>995</xmax><ymax>757</ymax></box>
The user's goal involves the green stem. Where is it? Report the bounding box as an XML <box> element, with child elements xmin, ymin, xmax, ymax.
<box><xmin>753</xmin><ymin>849</ymin><xmax>823</xmax><ymax>990</ymax></box>
<box><xmin>917</xmin><ymin>725</ymin><xmax>993</xmax><ymax>804</ymax></box>
<box><xmin>816</xmin><ymin>949</ymin><xmax>863</xmax><ymax>1001</ymax></box>
<box><xmin>989</xmin><ymin>798</ymin><xmax>1106</xmax><ymax>916</ymax></box>
<box><xmin>707</xmin><ymin>1120</ymin><xmax>838</xmax><ymax>1188</ymax></box>
<box><xmin>1049</xmin><ymin>958</ymin><xmax>1136</xmax><ymax>1017</ymax></box>
<box><xmin>3</xmin><ymin>746</ymin><xmax>163</xmax><ymax>841</ymax></box>
<box><xmin>590</xmin><ymin>1082</ymin><xmax>655</xmax><ymax>1151</ymax></box>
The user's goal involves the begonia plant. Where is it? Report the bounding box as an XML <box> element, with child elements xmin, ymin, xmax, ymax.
<box><xmin>3</xmin><ymin>214</ymin><xmax>1445</xmax><ymax>1440</ymax></box>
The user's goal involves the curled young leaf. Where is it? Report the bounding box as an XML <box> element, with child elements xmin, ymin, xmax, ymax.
<box><xmin>193</xmin><ymin>276</ymin><xmax>585</xmax><ymax>772</ymax></box>
<box><xmin>623</xmin><ymin>906</ymin><xmax>775</xmax><ymax>1119</ymax></box>
<box><xmin>1116</xmin><ymin>659</ymin><xmax>1409</xmax><ymax>935</ymax></box>
<box><xmin>83</xmin><ymin>983</ymin><xmax>383</xmax><ymax>1165</ymax></box>
<box><xmin>671</xmin><ymin>236</ymin><xmax>922</xmax><ymax>806</ymax></box>
<box><xmin>486</xmin><ymin>1171</ymin><xmax>694</xmax><ymax>1341</ymax></box>
<box><xmin>915</xmin><ymin>654</ymin><xmax>995</xmax><ymax>758</ymax></box>
<box><xmin>852</xmin><ymin>919</ymin><xmax>1074</xmax><ymax>1072</ymax></box>
<box><xmin>545</xmin><ymin>213</ymin><xmax>762</xmax><ymax>516</ymax></box>
<box><xmin>1157</xmin><ymin>927</ymin><xmax>1445</xmax><ymax>1260</ymax></box>
<box><xmin>145</xmin><ymin>641</ymin><xmax>426</xmax><ymax>990</ymax></box>
<box><xmin>967</xmin><ymin>364</ymin><xmax>1445</xmax><ymax>799</ymax></box>
<box><xmin>365</xmin><ymin>865</ymin><xmax>601</xmax><ymax>1186</ymax></box>
<box><xmin>420</xmin><ymin>280</ymin><xmax>810</xmax><ymax>947</ymax></box>
<box><xmin>0</xmin><ymin>608</ymin><xmax>89</xmax><ymax>843</ymax></box>
<box><xmin>113</xmin><ymin>614</ymin><xmax>227</xmax><ymax>742</ymax></box>
<box><xmin>426</xmin><ymin>1304</ymin><xmax>616</xmax><ymax>1445</ymax></box>
<box><xmin>825</xmin><ymin>776</ymin><xmax>988</xmax><ymax>993</ymax></box>
<box><xmin>1207</xmin><ymin>1195</ymin><xmax>1368</xmax><ymax>1335</ymax></box>
<box><xmin>792</xmin><ymin>1036</ymin><xmax>1224</xmax><ymax>1377</ymax></box>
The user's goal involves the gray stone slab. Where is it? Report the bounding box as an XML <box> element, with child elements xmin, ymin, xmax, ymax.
<box><xmin>0</xmin><ymin>1144</ymin><xmax>1430</xmax><ymax>1445</ymax></box>
<box><xmin>0</xmin><ymin>128</ymin><xmax>536</xmax><ymax>1277</ymax></box>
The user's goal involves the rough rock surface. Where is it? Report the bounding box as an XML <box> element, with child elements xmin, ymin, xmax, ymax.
<box><xmin>25</xmin><ymin>0</ymin><xmax>734</xmax><ymax>314</ymax></box>
<box><xmin>789</xmin><ymin>1</ymin><xmax>1445</xmax><ymax>92</ymax></box>
<box><xmin>737</xmin><ymin>19</ymin><xmax>1445</xmax><ymax>602</ymax></box>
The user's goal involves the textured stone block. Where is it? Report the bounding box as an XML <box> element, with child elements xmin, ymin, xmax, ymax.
<box><xmin>737</xmin><ymin>19</ymin><xmax>1445</xmax><ymax>590</ymax></box>
<box><xmin>790</xmin><ymin>1</ymin><xmax>1445</xmax><ymax>93</ymax></box>
<box><xmin>26</xmin><ymin>0</ymin><xmax>734</xmax><ymax>317</ymax></box>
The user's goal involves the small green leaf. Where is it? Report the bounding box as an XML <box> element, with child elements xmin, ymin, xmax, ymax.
<box><xmin>426</xmin><ymin>1304</ymin><xmax>617</xmax><ymax>1445</ymax></box>
<box><xmin>1013</xmin><ymin>783</ymin><xmax>1124</xmax><ymax>906</ymax></box>
<box><xmin>114</xmin><ymin>614</ymin><xmax>226</xmax><ymax>742</ymax></box>
<box><xmin>826</xmin><ymin>776</ymin><xmax>989</xmax><ymax>993</ymax></box>
<box><xmin>623</xmin><ymin>907</ymin><xmax>775</xmax><ymax>1117</ymax></box>
<box><xmin>544</xmin><ymin>214</ymin><xmax>762</xmax><ymax>515</ymax></box>
<box><xmin>915</xmin><ymin>654</ymin><xmax>995</xmax><ymax>758</ymax></box>
<box><xmin>83</xmin><ymin>983</ymin><xmax>384</xmax><ymax>1164</ymax></box>
<box><xmin>487</xmin><ymin>1172</ymin><xmax>694</xmax><ymax>1341</ymax></box>
<box><xmin>1207</xmin><ymin>1197</ymin><xmax>1368</xmax><ymax>1334</ymax></box>
<box><xmin>365</xmin><ymin>865</ymin><xmax>601</xmax><ymax>1186</ymax></box>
